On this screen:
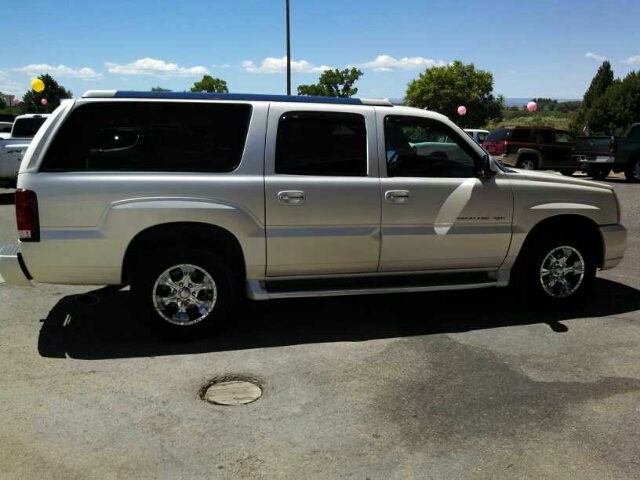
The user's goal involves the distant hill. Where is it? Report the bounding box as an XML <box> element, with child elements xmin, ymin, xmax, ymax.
<box><xmin>387</xmin><ymin>98</ymin><xmax>580</xmax><ymax>107</ymax></box>
<box><xmin>504</xmin><ymin>98</ymin><xmax>580</xmax><ymax>107</ymax></box>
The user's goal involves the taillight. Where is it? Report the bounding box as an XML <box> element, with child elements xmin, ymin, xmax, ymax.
<box><xmin>610</xmin><ymin>136</ymin><xmax>616</xmax><ymax>154</ymax></box>
<box><xmin>15</xmin><ymin>189</ymin><xmax>40</xmax><ymax>242</ymax></box>
<box><xmin>502</xmin><ymin>141</ymin><xmax>509</xmax><ymax>155</ymax></box>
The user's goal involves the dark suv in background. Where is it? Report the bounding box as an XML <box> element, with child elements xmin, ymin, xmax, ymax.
<box><xmin>483</xmin><ymin>126</ymin><xmax>578</xmax><ymax>175</ymax></box>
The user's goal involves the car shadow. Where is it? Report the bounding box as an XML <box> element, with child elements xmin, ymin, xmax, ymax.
<box><xmin>37</xmin><ymin>278</ymin><xmax>640</xmax><ymax>360</ymax></box>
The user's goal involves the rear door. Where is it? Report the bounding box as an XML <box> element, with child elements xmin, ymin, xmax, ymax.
<box><xmin>264</xmin><ymin>104</ymin><xmax>381</xmax><ymax>276</ymax></box>
<box><xmin>551</xmin><ymin>130</ymin><xmax>577</xmax><ymax>168</ymax></box>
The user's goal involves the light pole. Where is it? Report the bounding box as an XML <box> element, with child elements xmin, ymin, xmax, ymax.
<box><xmin>286</xmin><ymin>0</ymin><xmax>291</xmax><ymax>95</ymax></box>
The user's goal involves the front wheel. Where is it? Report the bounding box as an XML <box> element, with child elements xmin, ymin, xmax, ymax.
<box><xmin>625</xmin><ymin>158</ymin><xmax>640</xmax><ymax>183</ymax></box>
<box><xmin>132</xmin><ymin>246</ymin><xmax>235</xmax><ymax>338</ymax></box>
<box><xmin>513</xmin><ymin>233</ymin><xmax>596</xmax><ymax>306</ymax></box>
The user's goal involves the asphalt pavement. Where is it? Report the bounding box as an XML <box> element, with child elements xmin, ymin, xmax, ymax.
<box><xmin>1</xmin><ymin>179</ymin><xmax>640</xmax><ymax>479</ymax></box>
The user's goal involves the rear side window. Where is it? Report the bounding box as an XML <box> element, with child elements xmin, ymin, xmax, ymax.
<box><xmin>41</xmin><ymin>102</ymin><xmax>252</xmax><ymax>172</ymax></box>
<box><xmin>485</xmin><ymin>128</ymin><xmax>510</xmax><ymax>142</ymax></box>
<box><xmin>12</xmin><ymin>117</ymin><xmax>47</xmax><ymax>138</ymax></box>
<box><xmin>276</xmin><ymin>112</ymin><xmax>367</xmax><ymax>176</ymax></box>
<box><xmin>628</xmin><ymin>124</ymin><xmax>640</xmax><ymax>139</ymax></box>
<box><xmin>510</xmin><ymin>128</ymin><xmax>531</xmax><ymax>142</ymax></box>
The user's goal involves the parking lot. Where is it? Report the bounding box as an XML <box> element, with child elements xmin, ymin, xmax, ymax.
<box><xmin>1</xmin><ymin>177</ymin><xmax>640</xmax><ymax>479</ymax></box>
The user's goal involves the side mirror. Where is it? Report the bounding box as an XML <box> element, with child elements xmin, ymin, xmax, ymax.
<box><xmin>477</xmin><ymin>154</ymin><xmax>494</xmax><ymax>179</ymax></box>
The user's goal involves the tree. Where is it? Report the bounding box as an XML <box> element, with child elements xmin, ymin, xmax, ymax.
<box><xmin>190</xmin><ymin>76</ymin><xmax>228</xmax><ymax>93</ymax></box>
<box><xmin>570</xmin><ymin>61</ymin><xmax>614</xmax><ymax>133</ymax></box>
<box><xmin>405</xmin><ymin>61</ymin><xmax>503</xmax><ymax>127</ymax></box>
<box><xmin>151</xmin><ymin>86</ymin><xmax>171</xmax><ymax>92</ymax></box>
<box><xmin>297</xmin><ymin>68</ymin><xmax>363</xmax><ymax>97</ymax></box>
<box><xmin>0</xmin><ymin>93</ymin><xmax>6</xmax><ymax>110</ymax></box>
<box><xmin>585</xmin><ymin>71</ymin><xmax>640</xmax><ymax>135</ymax></box>
<box><xmin>21</xmin><ymin>74</ymin><xmax>72</xmax><ymax>113</ymax></box>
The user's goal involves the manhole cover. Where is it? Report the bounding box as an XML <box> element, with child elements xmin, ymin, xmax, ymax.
<box><xmin>203</xmin><ymin>380</ymin><xmax>262</xmax><ymax>406</ymax></box>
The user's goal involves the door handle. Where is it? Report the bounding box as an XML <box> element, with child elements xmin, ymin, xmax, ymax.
<box><xmin>278</xmin><ymin>190</ymin><xmax>306</xmax><ymax>205</ymax></box>
<box><xmin>385</xmin><ymin>190</ymin><xmax>410</xmax><ymax>204</ymax></box>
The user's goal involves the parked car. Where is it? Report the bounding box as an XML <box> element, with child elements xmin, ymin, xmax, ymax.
<box><xmin>0</xmin><ymin>114</ymin><xmax>50</xmax><ymax>187</ymax></box>
<box><xmin>464</xmin><ymin>129</ymin><xmax>489</xmax><ymax>144</ymax></box>
<box><xmin>0</xmin><ymin>91</ymin><xmax>626</xmax><ymax>337</ymax></box>
<box><xmin>483</xmin><ymin>126</ymin><xmax>579</xmax><ymax>175</ymax></box>
<box><xmin>573</xmin><ymin>123</ymin><xmax>640</xmax><ymax>181</ymax></box>
<box><xmin>0</xmin><ymin>121</ymin><xmax>13</xmax><ymax>133</ymax></box>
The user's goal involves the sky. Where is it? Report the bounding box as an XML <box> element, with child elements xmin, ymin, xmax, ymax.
<box><xmin>1</xmin><ymin>0</ymin><xmax>640</xmax><ymax>101</ymax></box>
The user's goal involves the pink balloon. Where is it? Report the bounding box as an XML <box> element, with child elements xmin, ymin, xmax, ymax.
<box><xmin>41</xmin><ymin>98</ymin><xmax>48</xmax><ymax>106</ymax></box>
<box><xmin>527</xmin><ymin>101</ymin><xmax>537</xmax><ymax>112</ymax></box>
<box><xmin>12</xmin><ymin>98</ymin><xmax>19</xmax><ymax>105</ymax></box>
<box><xmin>457</xmin><ymin>105</ymin><xmax>467</xmax><ymax>116</ymax></box>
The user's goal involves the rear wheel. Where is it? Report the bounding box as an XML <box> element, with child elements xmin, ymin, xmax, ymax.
<box><xmin>625</xmin><ymin>157</ymin><xmax>640</xmax><ymax>183</ymax></box>
<box><xmin>512</xmin><ymin>232</ymin><xmax>596</xmax><ymax>307</ymax></box>
<box><xmin>516</xmin><ymin>156</ymin><xmax>537</xmax><ymax>170</ymax></box>
<box><xmin>588</xmin><ymin>165</ymin><xmax>611</xmax><ymax>180</ymax></box>
<box><xmin>132</xmin><ymin>246</ymin><xmax>235</xmax><ymax>338</ymax></box>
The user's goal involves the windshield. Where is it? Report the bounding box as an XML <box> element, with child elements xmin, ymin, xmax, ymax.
<box><xmin>485</xmin><ymin>128</ymin><xmax>510</xmax><ymax>142</ymax></box>
<box><xmin>12</xmin><ymin>118</ymin><xmax>47</xmax><ymax>138</ymax></box>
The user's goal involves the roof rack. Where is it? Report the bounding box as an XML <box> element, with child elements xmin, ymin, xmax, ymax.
<box><xmin>81</xmin><ymin>90</ymin><xmax>393</xmax><ymax>107</ymax></box>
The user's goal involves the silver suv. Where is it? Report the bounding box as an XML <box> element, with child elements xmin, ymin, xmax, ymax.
<box><xmin>0</xmin><ymin>91</ymin><xmax>627</xmax><ymax>335</ymax></box>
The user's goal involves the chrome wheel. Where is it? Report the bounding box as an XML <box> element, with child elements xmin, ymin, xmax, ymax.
<box><xmin>518</xmin><ymin>159</ymin><xmax>536</xmax><ymax>170</ymax></box>
<box><xmin>152</xmin><ymin>264</ymin><xmax>217</xmax><ymax>325</ymax></box>
<box><xmin>539</xmin><ymin>246</ymin><xmax>585</xmax><ymax>298</ymax></box>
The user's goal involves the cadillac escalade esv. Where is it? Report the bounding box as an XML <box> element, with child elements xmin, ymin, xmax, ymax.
<box><xmin>0</xmin><ymin>91</ymin><xmax>627</xmax><ymax>335</ymax></box>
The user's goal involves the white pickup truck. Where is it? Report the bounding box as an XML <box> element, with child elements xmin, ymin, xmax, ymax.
<box><xmin>0</xmin><ymin>114</ymin><xmax>49</xmax><ymax>187</ymax></box>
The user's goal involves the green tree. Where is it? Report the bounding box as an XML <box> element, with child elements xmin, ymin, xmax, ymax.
<box><xmin>151</xmin><ymin>86</ymin><xmax>171</xmax><ymax>92</ymax></box>
<box><xmin>405</xmin><ymin>61</ymin><xmax>503</xmax><ymax>127</ymax></box>
<box><xmin>571</xmin><ymin>61</ymin><xmax>614</xmax><ymax>133</ymax></box>
<box><xmin>0</xmin><ymin>93</ymin><xmax>6</xmax><ymax>110</ymax></box>
<box><xmin>585</xmin><ymin>71</ymin><xmax>640</xmax><ymax>135</ymax></box>
<box><xmin>190</xmin><ymin>76</ymin><xmax>228</xmax><ymax>93</ymax></box>
<box><xmin>21</xmin><ymin>74</ymin><xmax>72</xmax><ymax>113</ymax></box>
<box><xmin>297</xmin><ymin>68</ymin><xmax>363</xmax><ymax>97</ymax></box>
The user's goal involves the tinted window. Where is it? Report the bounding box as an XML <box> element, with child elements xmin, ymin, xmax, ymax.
<box><xmin>12</xmin><ymin>117</ymin><xmax>47</xmax><ymax>138</ymax></box>
<box><xmin>510</xmin><ymin>128</ymin><xmax>531</xmax><ymax>142</ymax></box>
<box><xmin>477</xmin><ymin>132</ymin><xmax>488</xmax><ymax>143</ymax></box>
<box><xmin>555</xmin><ymin>131</ymin><xmax>574</xmax><ymax>143</ymax></box>
<box><xmin>628</xmin><ymin>124</ymin><xmax>640</xmax><ymax>139</ymax></box>
<box><xmin>534</xmin><ymin>129</ymin><xmax>555</xmax><ymax>144</ymax></box>
<box><xmin>42</xmin><ymin>102</ymin><xmax>251</xmax><ymax>172</ymax></box>
<box><xmin>485</xmin><ymin>128</ymin><xmax>510</xmax><ymax>142</ymax></box>
<box><xmin>385</xmin><ymin>116</ymin><xmax>477</xmax><ymax>178</ymax></box>
<box><xmin>276</xmin><ymin>112</ymin><xmax>366</xmax><ymax>176</ymax></box>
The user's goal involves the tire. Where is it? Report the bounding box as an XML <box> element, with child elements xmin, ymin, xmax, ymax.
<box><xmin>516</xmin><ymin>156</ymin><xmax>537</xmax><ymax>170</ymax></box>
<box><xmin>131</xmin><ymin>245</ymin><xmax>236</xmax><ymax>339</ymax></box>
<box><xmin>625</xmin><ymin>157</ymin><xmax>640</xmax><ymax>183</ymax></box>
<box><xmin>560</xmin><ymin>169</ymin><xmax>575</xmax><ymax>176</ymax></box>
<box><xmin>588</xmin><ymin>165</ymin><xmax>611</xmax><ymax>180</ymax></box>
<box><xmin>512</xmin><ymin>232</ymin><xmax>596</xmax><ymax>307</ymax></box>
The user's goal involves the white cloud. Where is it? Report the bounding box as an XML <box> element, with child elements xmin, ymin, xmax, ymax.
<box><xmin>623</xmin><ymin>55</ymin><xmax>640</xmax><ymax>65</ymax></box>
<box><xmin>585</xmin><ymin>52</ymin><xmax>607</xmax><ymax>62</ymax></box>
<box><xmin>14</xmin><ymin>63</ymin><xmax>101</xmax><ymax>79</ymax></box>
<box><xmin>242</xmin><ymin>57</ymin><xmax>332</xmax><ymax>74</ymax></box>
<box><xmin>508</xmin><ymin>70</ymin><xmax>518</xmax><ymax>75</ymax></box>
<box><xmin>0</xmin><ymin>69</ymin><xmax>7</xmax><ymax>80</ymax></box>
<box><xmin>105</xmin><ymin>58</ymin><xmax>209</xmax><ymax>77</ymax></box>
<box><xmin>357</xmin><ymin>55</ymin><xmax>445</xmax><ymax>72</ymax></box>
<box><xmin>220</xmin><ymin>64</ymin><xmax>231</xmax><ymax>69</ymax></box>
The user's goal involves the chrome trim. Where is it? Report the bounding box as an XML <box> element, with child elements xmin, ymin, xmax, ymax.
<box><xmin>256</xmin><ymin>280</ymin><xmax>498</xmax><ymax>300</ymax></box>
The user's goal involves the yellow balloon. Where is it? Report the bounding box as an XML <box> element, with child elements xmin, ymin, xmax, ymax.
<box><xmin>31</xmin><ymin>78</ymin><xmax>45</xmax><ymax>93</ymax></box>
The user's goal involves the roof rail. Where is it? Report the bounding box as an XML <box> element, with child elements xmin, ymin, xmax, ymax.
<box><xmin>81</xmin><ymin>90</ymin><xmax>393</xmax><ymax>106</ymax></box>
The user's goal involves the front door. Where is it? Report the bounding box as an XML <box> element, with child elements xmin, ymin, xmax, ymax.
<box><xmin>378</xmin><ymin>113</ymin><xmax>513</xmax><ymax>272</ymax></box>
<box><xmin>264</xmin><ymin>105</ymin><xmax>381</xmax><ymax>276</ymax></box>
